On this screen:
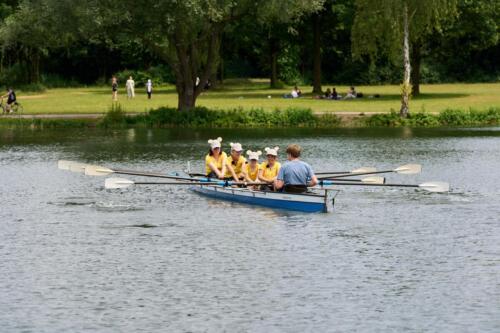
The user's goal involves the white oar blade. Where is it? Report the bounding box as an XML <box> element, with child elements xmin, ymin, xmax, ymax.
<box><xmin>105</xmin><ymin>177</ymin><xmax>134</xmax><ymax>189</ymax></box>
<box><xmin>351</xmin><ymin>167</ymin><xmax>377</xmax><ymax>173</ymax></box>
<box><xmin>361</xmin><ymin>176</ymin><xmax>385</xmax><ymax>184</ymax></box>
<box><xmin>418</xmin><ymin>182</ymin><xmax>450</xmax><ymax>193</ymax></box>
<box><xmin>394</xmin><ymin>164</ymin><xmax>422</xmax><ymax>174</ymax></box>
<box><xmin>85</xmin><ymin>165</ymin><xmax>114</xmax><ymax>176</ymax></box>
<box><xmin>68</xmin><ymin>162</ymin><xmax>89</xmax><ymax>173</ymax></box>
<box><xmin>57</xmin><ymin>160</ymin><xmax>75</xmax><ymax>170</ymax></box>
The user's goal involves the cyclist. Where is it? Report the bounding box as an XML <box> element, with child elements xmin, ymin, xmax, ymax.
<box><xmin>1</xmin><ymin>88</ymin><xmax>17</xmax><ymax>113</ymax></box>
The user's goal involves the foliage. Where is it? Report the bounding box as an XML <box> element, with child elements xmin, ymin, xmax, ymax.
<box><xmin>99</xmin><ymin>106</ymin><xmax>341</xmax><ymax>128</ymax></box>
<box><xmin>100</xmin><ymin>103</ymin><xmax>127</xmax><ymax>127</ymax></box>
<box><xmin>364</xmin><ymin>107</ymin><xmax>500</xmax><ymax>127</ymax></box>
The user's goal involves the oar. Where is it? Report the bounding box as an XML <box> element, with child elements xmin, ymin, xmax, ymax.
<box><xmin>315</xmin><ymin>167</ymin><xmax>377</xmax><ymax>175</ymax></box>
<box><xmin>319</xmin><ymin>180</ymin><xmax>450</xmax><ymax>193</ymax></box>
<box><xmin>319</xmin><ymin>164</ymin><xmax>422</xmax><ymax>180</ymax></box>
<box><xmin>83</xmin><ymin>164</ymin><xmax>218</xmax><ymax>182</ymax></box>
<box><xmin>105</xmin><ymin>177</ymin><xmax>267</xmax><ymax>189</ymax></box>
<box><xmin>58</xmin><ymin>160</ymin><xmax>91</xmax><ymax>173</ymax></box>
<box><xmin>332</xmin><ymin>176</ymin><xmax>385</xmax><ymax>184</ymax></box>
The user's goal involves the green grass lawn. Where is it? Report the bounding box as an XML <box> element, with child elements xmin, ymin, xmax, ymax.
<box><xmin>15</xmin><ymin>79</ymin><xmax>500</xmax><ymax>114</ymax></box>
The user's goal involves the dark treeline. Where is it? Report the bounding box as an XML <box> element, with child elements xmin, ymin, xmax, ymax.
<box><xmin>0</xmin><ymin>0</ymin><xmax>498</xmax><ymax>113</ymax></box>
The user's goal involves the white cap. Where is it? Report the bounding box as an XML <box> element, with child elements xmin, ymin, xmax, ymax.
<box><xmin>208</xmin><ymin>137</ymin><xmax>222</xmax><ymax>149</ymax></box>
<box><xmin>230</xmin><ymin>142</ymin><xmax>243</xmax><ymax>152</ymax></box>
<box><xmin>264</xmin><ymin>146</ymin><xmax>279</xmax><ymax>156</ymax></box>
<box><xmin>246</xmin><ymin>150</ymin><xmax>262</xmax><ymax>161</ymax></box>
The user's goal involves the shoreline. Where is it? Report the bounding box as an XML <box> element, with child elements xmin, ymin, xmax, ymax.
<box><xmin>0</xmin><ymin>108</ymin><xmax>497</xmax><ymax>128</ymax></box>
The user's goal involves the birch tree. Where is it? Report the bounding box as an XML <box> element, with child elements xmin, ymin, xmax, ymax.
<box><xmin>351</xmin><ymin>0</ymin><xmax>457</xmax><ymax>117</ymax></box>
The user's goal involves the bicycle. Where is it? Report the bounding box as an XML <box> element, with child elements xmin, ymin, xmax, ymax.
<box><xmin>0</xmin><ymin>98</ymin><xmax>24</xmax><ymax>115</ymax></box>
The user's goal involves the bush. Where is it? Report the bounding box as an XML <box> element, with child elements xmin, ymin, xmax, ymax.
<box><xmin>107</xmin><ymin>106</ymin><xmax>327</xmax><ymax>128</ymax></box>
<box><xmin>114</xmin><ymin>65</ymin><xmax>174</xmax><ymax>87</ymax></box>
<box><xmin>365</xmin><ymin>107</ymin><xmax>500</xmax><ymax>127</ymax></box>
<box><xmin>100</xmin><ymin>103</ymin><xmax>127</xmax><ymax>127</ymax></box>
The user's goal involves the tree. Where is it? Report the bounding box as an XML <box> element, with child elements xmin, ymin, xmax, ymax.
<box><xmin>255</xmin><ymin>0</ymin><xmax>324</xmax><ymax>88</ymax></box>
<box><xmin>352</xmin><ymin>0</ymin><xmax>457</xmax><ymax>117</ymax></box>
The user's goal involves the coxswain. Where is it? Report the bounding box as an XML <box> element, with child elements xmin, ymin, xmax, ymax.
<box><xmin>274</xmin><ymin>144</ymin><xmax>317</xmax><ymax>193</ymax></box>
<box><xmin>258</xmin><ymin>146</ymin><xmax>281</xmax><ymax>190</ymax></box>
<box><xmin>225</xmin><ymin>142</ymin><xmax>246</xmax><ymax>180</ymax></box>
<box><xmin>205</xmin><ymin>137</ymin><xmax>227</xmax><ymax>179</ymax></box>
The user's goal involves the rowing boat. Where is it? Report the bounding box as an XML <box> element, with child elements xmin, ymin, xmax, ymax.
<box><xmin>190</xmin><ymin>184</ymin><xmax>337</xmax><ymax>213</ymax></box>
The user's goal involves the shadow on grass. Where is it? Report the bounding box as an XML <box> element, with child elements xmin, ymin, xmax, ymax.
<box><xmin>199</xmin><ymin>91</ymin><xmax>470</xmax><ymax>101</ymax></box>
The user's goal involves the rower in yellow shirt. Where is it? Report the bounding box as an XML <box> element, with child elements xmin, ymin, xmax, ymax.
<box><xmin>258</xmin><ymin>146</ymin><xmax>281</xmax><ymax>190</ymax></box>
<box><xmin>205</xmin><ymin>137</ymin><xmax>227</xmax><ymax>179</ymax></box>
<box><xmin>244</xmin><ymin>150</ymin><xmax>262</xmax><ymax>182</ymax></box>
<box><xmin>225</xmin><ymin>142</ymin><xmax>247</xmax><ymax>180</ymax></box>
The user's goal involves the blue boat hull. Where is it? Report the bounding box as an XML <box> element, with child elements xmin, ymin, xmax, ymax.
<box><xmin>191</xmin><ymin>185</ymin><xmax>333</xmax><ymax>213</ymax></box>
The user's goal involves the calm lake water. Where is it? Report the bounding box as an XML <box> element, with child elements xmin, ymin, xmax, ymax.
<box><xmin>1</xmin><ymin>126</ymin><xmax>499</xmax><ymax>332</ymax></box>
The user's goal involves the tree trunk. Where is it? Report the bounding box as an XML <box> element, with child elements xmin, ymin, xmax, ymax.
<box><xmin>312</xmin><ymin>13</ymin><xmax>322</xmax><ymax>94</ymax></box>
<box><xmin>410</xmin><ymin>41</ymin><xmax>421</xmax><ymax>96</ymax></box>
<box><xmin>172</xmin><ymin>27</ymin><xmax>221</xmax><ymax>111</ymax></box>
<box><xmin>269</xmin><ymin>37</ymin><xmax>279</xmax><ymax>88</ymax></box>
<box><xmin>400</xmin><ymin>3</ymin><xmax>411</xmax><ymax>118</ymax></box>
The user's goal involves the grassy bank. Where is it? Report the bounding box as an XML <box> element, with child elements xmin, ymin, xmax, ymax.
<box><xmin>12</xmin><ymin>79</ymin><xmax>500</xmax><ymax>115</ymax></box>
<box><xmin>1</xmin><ymin>105</ymin><xmax>499</xmax><ymax>129</ymax></box>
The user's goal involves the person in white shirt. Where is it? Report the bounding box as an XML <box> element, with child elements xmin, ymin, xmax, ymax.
<box><xmin>146</xmin><ymin>79</ymin><xmax>153</xmax><ymax>99</ymax></box>
<box><xmin>126</xmin><ymin>76</ymin><xmax>135</xmax><ymax>99</ymax></box>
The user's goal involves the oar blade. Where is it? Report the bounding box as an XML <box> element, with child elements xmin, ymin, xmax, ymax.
<box><xmin>361</xmin><ymin>176</ymin><xmax>385</xmax><ymax>184</ymax></box>
<box><xmin>352</xmin><ymin>167</ymin><xmax>377</xmax><ymax>173</ymax></box>
<box><xmin>105</xmin><ymin>177</ymin><xmax>134</xmax><ymax>189</ymax></box>
<box><xmin>394</xmin><ymin>164</ymin><xmax>422</xmax><ymax>174</ymax></box>
<box><xmin>68</xmin><ymin>162</ymin><xmax>89</xmax><ymax>173</ymax></box>
<box><xmin>57</xmin><ymin>160</ymin><xmax>75</xmax><ymax>170</ymax></box>
<box><xmin>418</xmin><ymin>181</ymin><xmax>450</xmax><ymax>193</ymax></box>
<box><xmin>85</xmin><ymin>165</ymin><xmax>114</xmax><ymax>176</ymax></box>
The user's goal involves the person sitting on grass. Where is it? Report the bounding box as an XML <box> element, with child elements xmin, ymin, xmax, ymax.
<box><xmin>1</xmin><ymin>88</ymin><xmax>17</xmax><ymax>113</ymax></box>
<box><xmin>331</xmin><ymin>87</ymin><xmax>340</xmax><ymax>100</ymax></box>
<box><xmin>284</xmin><ymin>86</ymin><xmax>302</xmax><ymax>99</ymax></box>
<box><xmin>344</xmin><ymin>86</ymin><xmax>357</xmax><ymax>99</ymax></box>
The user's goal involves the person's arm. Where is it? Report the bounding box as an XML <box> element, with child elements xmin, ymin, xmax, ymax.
<box><xmin>226</xmin><ymin>161</ymin><xmax>238</xmax><ymax>180</ymax></box>
<box><xmin>274</xmin><ymin>165</ymin><xmax>285</xmax><ymax>190</ymax></box>
<box><xmin>307</xmin><ymin>165</ymin><xmax>317</xmax><ymax>187</ymax></box>
<box><xmin>257</xmin><ymin>168</ymin><xmax>269</xmax><ymax>182</ymax></box>
<box><xmin>220</xmin><ymin>158</ymin><xmax>227</xmax><ymax>179</ymax></box>
<box><xmin>308</xmin><ymin>175</ymin><xmax>318</xmax><ymax>187</ymax></box>
<box><xmin>208</xmin><ymin>162</ymin><xmax>223</xmax><ymax>179</ymax></box>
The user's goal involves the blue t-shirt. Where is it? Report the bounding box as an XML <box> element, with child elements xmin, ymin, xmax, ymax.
<box><xmin>277</xmin><ymin>160</ymin><xmax>314</xmax><ymax>185</ymax></box>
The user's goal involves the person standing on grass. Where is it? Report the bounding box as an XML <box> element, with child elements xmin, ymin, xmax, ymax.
<box><xmin>111</xmin><ymin>76</ymin><xmax>118</xmax><ymax>101</ymax></box>
<box><xmin>274</xmin><ymin>144</ymin><xmax>317</xmax><ymax>193</ymax></box>
<box><xmin>146</xmin><ymin>79</ymin><xmax>153</xmax><ymax>99</ymax></box>
<box><xmin>126</xmin><ymin>76</ymin><xmax>135</xmax><ymax>99</ymax></box>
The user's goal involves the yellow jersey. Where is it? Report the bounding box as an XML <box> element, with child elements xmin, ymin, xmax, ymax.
<box><xmin>205</xmin><ymin>151</ymin><xmax>228</xmax><ymax>175</ymax></box>
<box><xmin>225</xmin><ymin>155</ymin><xmax>247</xmax><ymax>177</ymax></box>
<box><xmin>245</xmin><ymin>164</ymin><xmax>260</xmax><ymax>181</ymax></box>
<box><xmin>259</xmin><ymin>161</ymin><xmax>281</xmax><ymax>179</ymax></box>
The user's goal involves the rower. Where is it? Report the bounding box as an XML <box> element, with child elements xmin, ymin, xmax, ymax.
<box><xmin>225</xmin><ymin>142</ymin><xmax>246</xmax><ymax>180</ymax></box>
<box><xmin>205</xmin><ymin>137</ymin><xmax>227</xmax><ymax>179</ymax></box>
<box><xmin>244</xmin><ymin>150</ymin><xmax>262</xmax><ymax>187</ymax></box>
<box><xmin>258</xmin><ymin>146</ymin><xmax>281</xmax><ymax>190</ymax></box>
<box><xmin>274</xmin><ymin>144</ymin><xmax>317</xmax><ymax>193</ymax></box>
